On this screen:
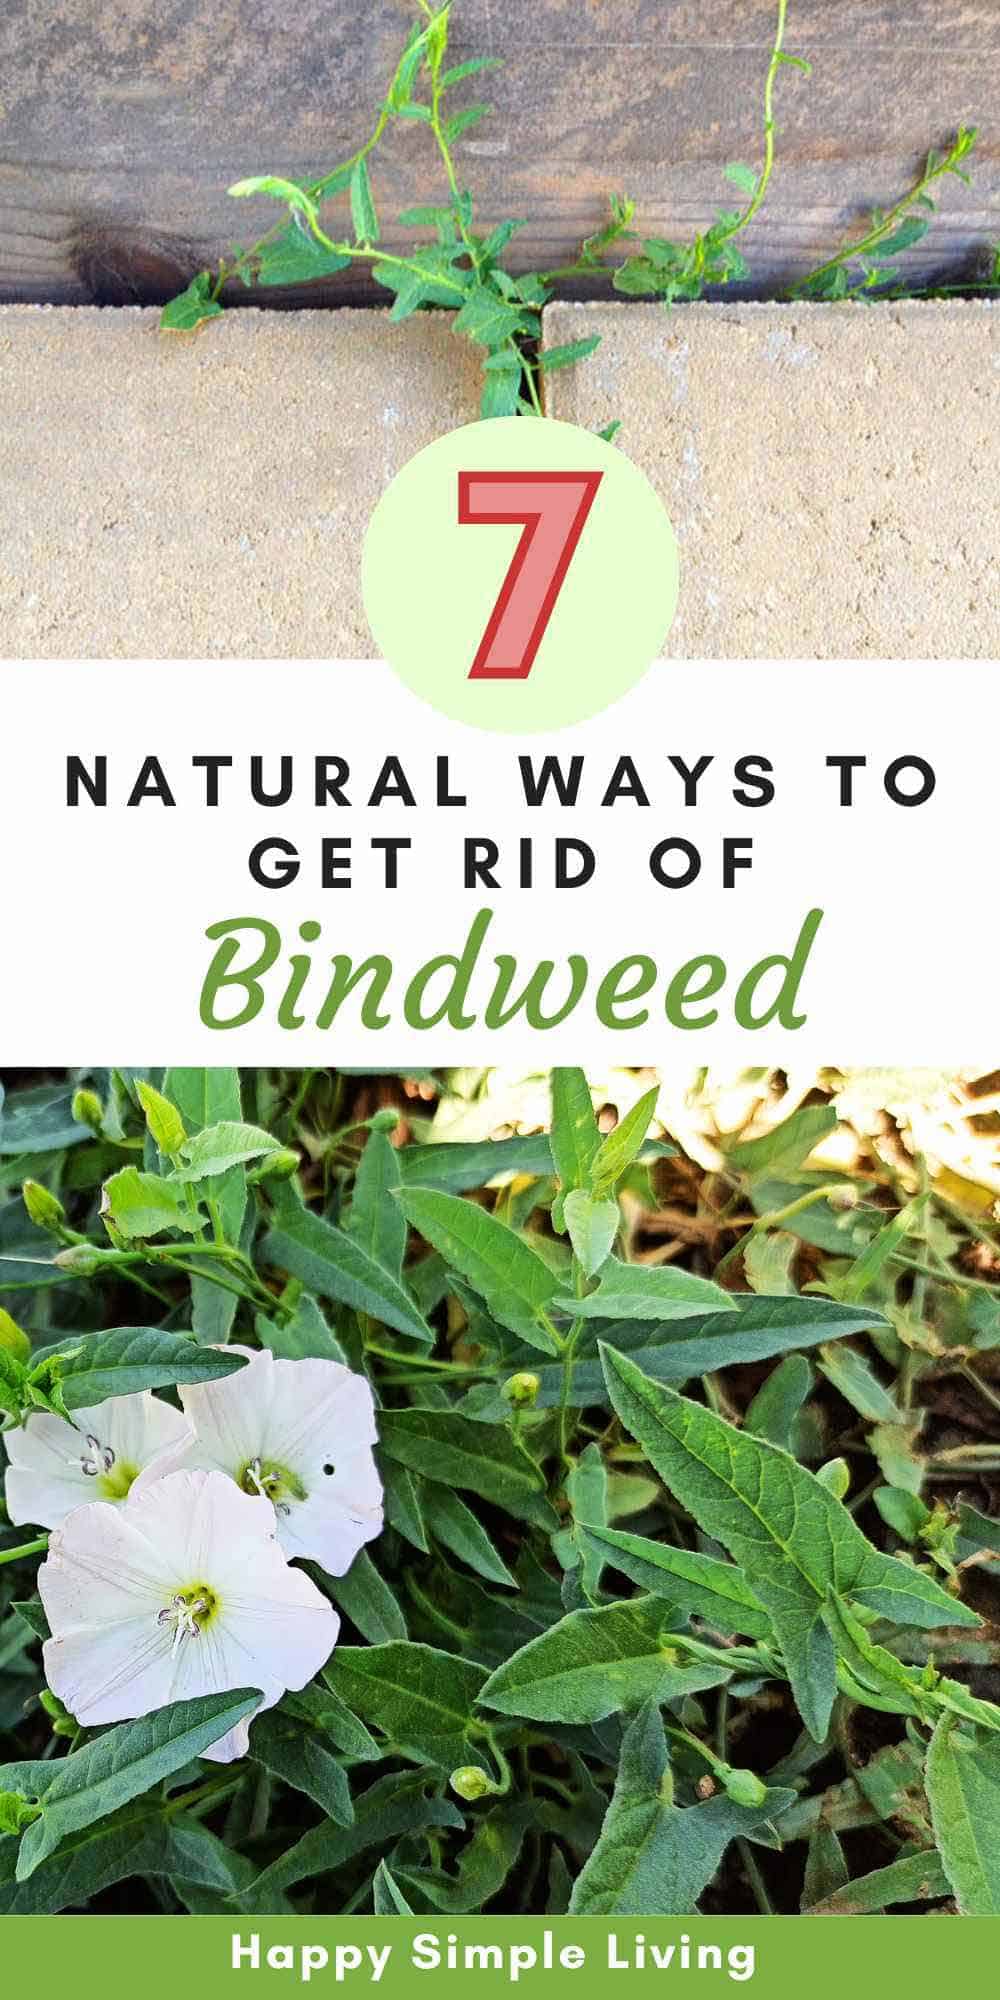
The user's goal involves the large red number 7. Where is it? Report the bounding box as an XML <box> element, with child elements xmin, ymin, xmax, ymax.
<box><xmin>459</xmin><ymin>469</ymin><xmax>604</xmax><ymax>680</ymax></box>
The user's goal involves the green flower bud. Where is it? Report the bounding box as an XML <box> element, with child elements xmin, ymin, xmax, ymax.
<box><xmin>53</xmin><ymin>1244</ymin><xmax>106</xmax><ymax>1276</ymax></box>
<box><xmin>0</xmin><ymin>1310</ymin><xmax>30</xmax><ymax>1365</ymax></box>
<box><xmin>720</xmin><ymin>1765</ymin><xmax>768</xmax><ymax>1809</ymax></box>
<box><xmin>502</xmin><ymin>1372</ymin><xmax>540</xmax><ymax>1409</ymax></box>
<box><xmin>39</xmin><ymin>1690</ymin><xmax>78</xmax><ymax>1739</ymax></box>
<box><xmin>136</xmin><ymin>1080</ymin><xmax>187</xmax><ymax>1158</ymax></box>
<box><xmin>22</xmin><ymin>1180</ymin><xmax>65</xmax><ymax>1233</ymax></box>
<box><xmin>370</xmin><ymin>1109</ymin><xmax>400</xmax><ymax>1134</ymax></box>
<box><xmin>71</xmin><ymin>1087</ymin><xmax>104</xmax><ymax>1135</ymax></box>
<box><xmin>449</xmin><ymin>1765</ymin><xmax>493</xmax><ymax>1802</ymax></box>
<box><xmin>247</xmin><ymin>1147</ymin><xmax>300</xmax><ymax>1183</ymax></box>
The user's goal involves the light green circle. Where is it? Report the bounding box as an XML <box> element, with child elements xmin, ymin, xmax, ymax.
<box><xmin>362</xmin><ymin>415</ymin><xmax>678</xmax><ymax>733</ymax></box>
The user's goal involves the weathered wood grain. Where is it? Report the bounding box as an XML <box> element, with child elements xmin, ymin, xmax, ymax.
<box><xmin>1</xmin><ymin>1</ymin><xmax>998</xmax><ymax>305</ymax></box>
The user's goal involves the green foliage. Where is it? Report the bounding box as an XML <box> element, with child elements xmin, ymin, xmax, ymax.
<box><xmin>926</xmin><ymin>1719</ymin><xmax>1000</xmax><ymax>1912</ymax></box>
<box><xmin>12</xmin><ymin>1691</ymin><xmax>260</xmax><ymax>1880</ymax></box>
<box><xmin>1</xmin><ymin>1064</ymin><xmax>999</xmax><ymax>1916</ymax></box>
<box><xmin>159</xmin><ymin>3</ymin><xmax>997</xmax><ymax>427</ymax></box>
<box><xmin>569</xmin><ymin>1704</ymin><xmax>795</xmax><ymax>1914</ymax></box>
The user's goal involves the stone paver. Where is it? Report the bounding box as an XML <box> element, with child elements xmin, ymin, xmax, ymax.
<box><xmin>544</xmin><ymin>300</ymin><xmax>1000</xmax><ymax>658</ymax></box>
<box><xmin>0</xmin><ymin>306</ymin><xmax>481</xmax><ymax>658</ymax></box>
<box><xmin>3</xmin><ymin>300</ymin><xmax>998</xmax><ymax>658</ymax></box>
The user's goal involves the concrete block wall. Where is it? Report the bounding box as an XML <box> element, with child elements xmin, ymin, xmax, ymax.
<box><xmin>1</xmin><ymin>299</ymin><xmax>997</xmax><ymax>658</ymax></box>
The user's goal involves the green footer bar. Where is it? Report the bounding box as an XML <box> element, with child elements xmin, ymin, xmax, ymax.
<box><xmin>0</xmin><ymin>1918</ymin><xmax>994</xmax><ymax>1993</ymax></box>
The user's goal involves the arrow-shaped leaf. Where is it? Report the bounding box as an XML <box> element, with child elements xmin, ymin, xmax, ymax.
<box><xmin>600</xmin><ymin>1344</ymin><xmax>977</xmax><ymax>1742</ymax></box>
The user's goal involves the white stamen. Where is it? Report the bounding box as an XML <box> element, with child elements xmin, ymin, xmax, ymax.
<box><xmin>79</xmin><ymin>1434</ymin><xmax>115</xmax><ymax>1479</ymax></box>
<box><xmin>157</xmin><ymin>1593</ymin><xmax>208</xmax><ymax>1653</ymax></box>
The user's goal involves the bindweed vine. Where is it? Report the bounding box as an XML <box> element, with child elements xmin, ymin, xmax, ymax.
<box><xmin>160</xmin><ymin>1</ymin><xmax>998</xmax><ymax>424</ymax></box>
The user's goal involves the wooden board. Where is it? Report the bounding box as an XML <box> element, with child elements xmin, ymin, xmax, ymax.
<box><xmin>2</xmin><ymin>0</ymin><xmax>999</xmax><ymax>306</ymax></box>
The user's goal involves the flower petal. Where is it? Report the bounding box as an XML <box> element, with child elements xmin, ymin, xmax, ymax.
<box><xmin>262</xmin><ymin>1357</ymin><xmax>378</xmax><ymax>1469</ymax></box>
<box><xmin>4</xmin><ymin>1393</ymin><xmax>191</xmax><ymax>1530</ymax></box>
<box><xmin>279</xmin><ymin>1445</ymin><xmax>384</xmax><ymax>1573</ymax></box>
<box><xmin>38</xmin><ymin>1494</ymin><xmax>180</xmax><ymax>1632</ymax></box>
<box><xmin>44</xmin><ymin>1616</ymin><xmax>176</xmax><ymax>1726</ymax></box>
<box><xmin>175</xmin><ymin>1345</ymin><xmax>272</xmax><ymax>1473</ymax></box>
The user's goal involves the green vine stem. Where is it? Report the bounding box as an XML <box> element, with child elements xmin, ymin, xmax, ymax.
<box><xmin>160</xmin><ymin>1</ymin><xmax>993</xmax><ymax>422</ymax></box>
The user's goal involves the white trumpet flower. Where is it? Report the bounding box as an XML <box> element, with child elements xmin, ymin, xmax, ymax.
<box><xmin>39</xmin><ymin>1468</ymin><xmax>338</xmax><ymax>1761</ymax></box>
<box><xmin>4</xmin><ymin>1391</ymin><xmax>191</xmax><ymax>1531</ymax></box>
<box><xmin>134</xmin><ymin>1346</ymin><xmax>383</xmax><ymax>1575</ymax></box>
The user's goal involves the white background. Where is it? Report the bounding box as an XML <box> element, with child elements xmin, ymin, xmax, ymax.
<box><xmin>0</xmin><ymin>658</ymin><xmax>984</xmax><ymax>1065</ymax></box>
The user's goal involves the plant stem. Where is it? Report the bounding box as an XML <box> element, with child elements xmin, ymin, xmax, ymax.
<box><xmin>726</xmin><ymin>0</ymin><xmax>790</xmax><ymax>240</ymax></box>
<box><xmin>791</xmin><ymin>129</ymin><xmax>977</xmax><ymax>297</ymax></box>
<box><xmin>738</xmin><ymin>1837</ymin><xmax>775</xmax><ymax>1913</ymax></box>
<box><xmin>0</xmin><ymin>1535</ymin><xmax>48</xmax><ymax>1565</ymax></box>
<box><xmin>715</xmin><ymin>1183</ymin><xmax>845</xmax><ymax>1276</ymax></box>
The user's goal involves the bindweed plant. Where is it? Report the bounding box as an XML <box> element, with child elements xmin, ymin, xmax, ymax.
<box><xmin>1</xmin><ymin>1065</ymin><xmax>1000</xmax><ymax>1914</ymax></box>
<box><xmin>161</xmin><ymin>0</ymin><xmax>998</xmax><ymax>422</ymax></box>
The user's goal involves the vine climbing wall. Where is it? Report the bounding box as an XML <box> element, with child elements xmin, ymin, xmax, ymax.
<box><xmin>2</xmin><ymin>0</ymin><xmax>998</xmax><ymax>305</ymax></box>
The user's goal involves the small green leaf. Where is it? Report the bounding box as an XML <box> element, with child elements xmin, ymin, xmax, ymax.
<box><xmin>326</xmin><ymin>1643</ymin><xmax>487</xmax><ymax>1769</ymax></box>
<box><xmin>564</xmin><ymin>1442</ymin><xmax>609</xmax><ymax>1598</ymax></box>
<box><xmin>135</xmin><ymin>1082</ymin><xmax>187</xmax><ymax>1157</ymax></box>
<box><xmin>0</xmin><ymin>1793</ymin><xmax>40</xmax><ymax>1835</ymax></box>
<box><xmin>172</xmin><ymin>1121</ymin><xmax>283</xmax><ymax>1182</ymax></box>
<box><xmin>590</xmin><ymin>1087</ymin><xmax>660</xmax><ymax>1196</ymax></box>
<box><xmin>439</xmin><ymin>56</ymin><xmax>503</xmax><ymax>89</ymax></box>
<box><xmin>550</xmin><ymin>1069</ymin><xmax>601</xmax><ymax>1199</ymax></box>
<box><xmin>538</xmin><ymin>336</ymin><xmax>602</xmax><ymax>373</ymax></box>
<box><xmin>322</xmin><ymin>1551</ymin><xmax>407</xmax><ymax>1644</ymax></box>
<box><xmin>453</xmin><ymin>283</ymin><xmax>537</xmax><ymax>349</ymax></box>
<box><xmin>803</xmin><ymin>1849</ymin><xmax>949</xmax><ymax>1914</ymax></box>
<box><xmin>444</xmin><ymin>104</ymin><xmax>490</xmax><ymax>144</ymax></box>
<box><xmin>399</xmin><ymin>1800</ymin><xmax>534</xmax><ymax>1912</ymax></box>
<box><xmin>229</xmin><ymin>175</ymin><xmax>316</xmax><ymax>224</ymax></box>
<box><xmin>101</xmin><ymin>1167</ymin><xmax>205</xmax><ymax>1241</ymax></box>
<box><xmin>725</xmin><ymin>1107</ymin><xmax>838</xmax><ymax>1181</ymax></box>
<box><xmin>559</xmin><ymin>1260</ymin><xmax>734</xmax><ymax>1322</ymax></box>
<box><xmin>256</xmin><ymin>223</ymin><xmax>352</xmax><ymax>286</ymax></box>
<box><xmin>745</xmin><ymin>1353</ymin><xmax>814</xmax><ymax>1450</ymax></box>
<box><xmin>723</xmin><ymin>162</ymin><xmax>758</xmax><ymax>193</ymax></box>
<box><xmin>397</xmin><ymin>1136</ymin><xmax>554</xmax><ymax>1193</ymax></box>
<box><xmin>279</xmin><ymin>1683</ymin><xmax>379</xmax><ymax>1763</ymax></box>
<box><xmin>422</xmin><ymin>1485</ymin><xmax>516</xmax><ymax>1587</ymax></box>
<box><xmin>263</xmin><ymin>1202</ymin><xmax>433</xmax><ymax>1345</ymax></box>
<box><xmin>818</xmin><ymin>1342</ymin><xmax>905</xmax><ymax>1423</ymax></box>
<box><xmin>397</xmin><ymin>1186</ymin><xmax>559</xmax><ymax>1353</ymax></box>
<box><xmin>478</xmin><ymin>1596</ymin><xmax>734</xmax><ymax>1724</ymax></box>
<box><xmin>373</xmin><ymin>1859</ymin><xmax>414</xmax><ymax>1914</ymax></box>
<box><xmin>379</xmin><ymin>1408</ymin><xmax>553</xmax><ymax>1529</ymax></box>
<box><xmin>877</xmin><ymin>216</ymin><xmax>930</xmax><ymax>257</ymax></box>
<box><xmin>246</xmin><ymin>1772</ymin><xmax>463</xmax><ymax>1903</ymax></box>
<box><xmin>563</xmin><ymin>1190</ymin><xmax>619</xmax><ymax>1277</ymax></box>
<box><xmin>743</xmin><ymin>1230</ymin><xmax>798</xmax><ymax>1296</ymax></box>
<box><xmin>350</xmin><ymin>158</ymin><xmax>379</xmax><ymax>244</ymax></box>
<box><xmin>580</xmin><ymin>1524</ymin><xmax>772</xmax><ymax>1638</ymax></box>
<box><xmin>255</xmin><ymin>1291</ymin><xmax>347</xmax><ymax>1364</ymax></box>
<box><xmin>349</xmin><ymin>1129</ymin><xmax>405</xmax><ymax>1278</ymax></box>
<box><xmin>160</xmin><ymin>275</ymin><xmax>224</xmax><ymax>334</ymax></box>
<box><xmin>837</xmin><ymin>1196</ymin><xmax>926</xmax><ymax>1303</ymax></box>
<box><xmin>162</xmin><ymin>1067</ymin><xmax>246</xmax><ymax>1345</ymax></box>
